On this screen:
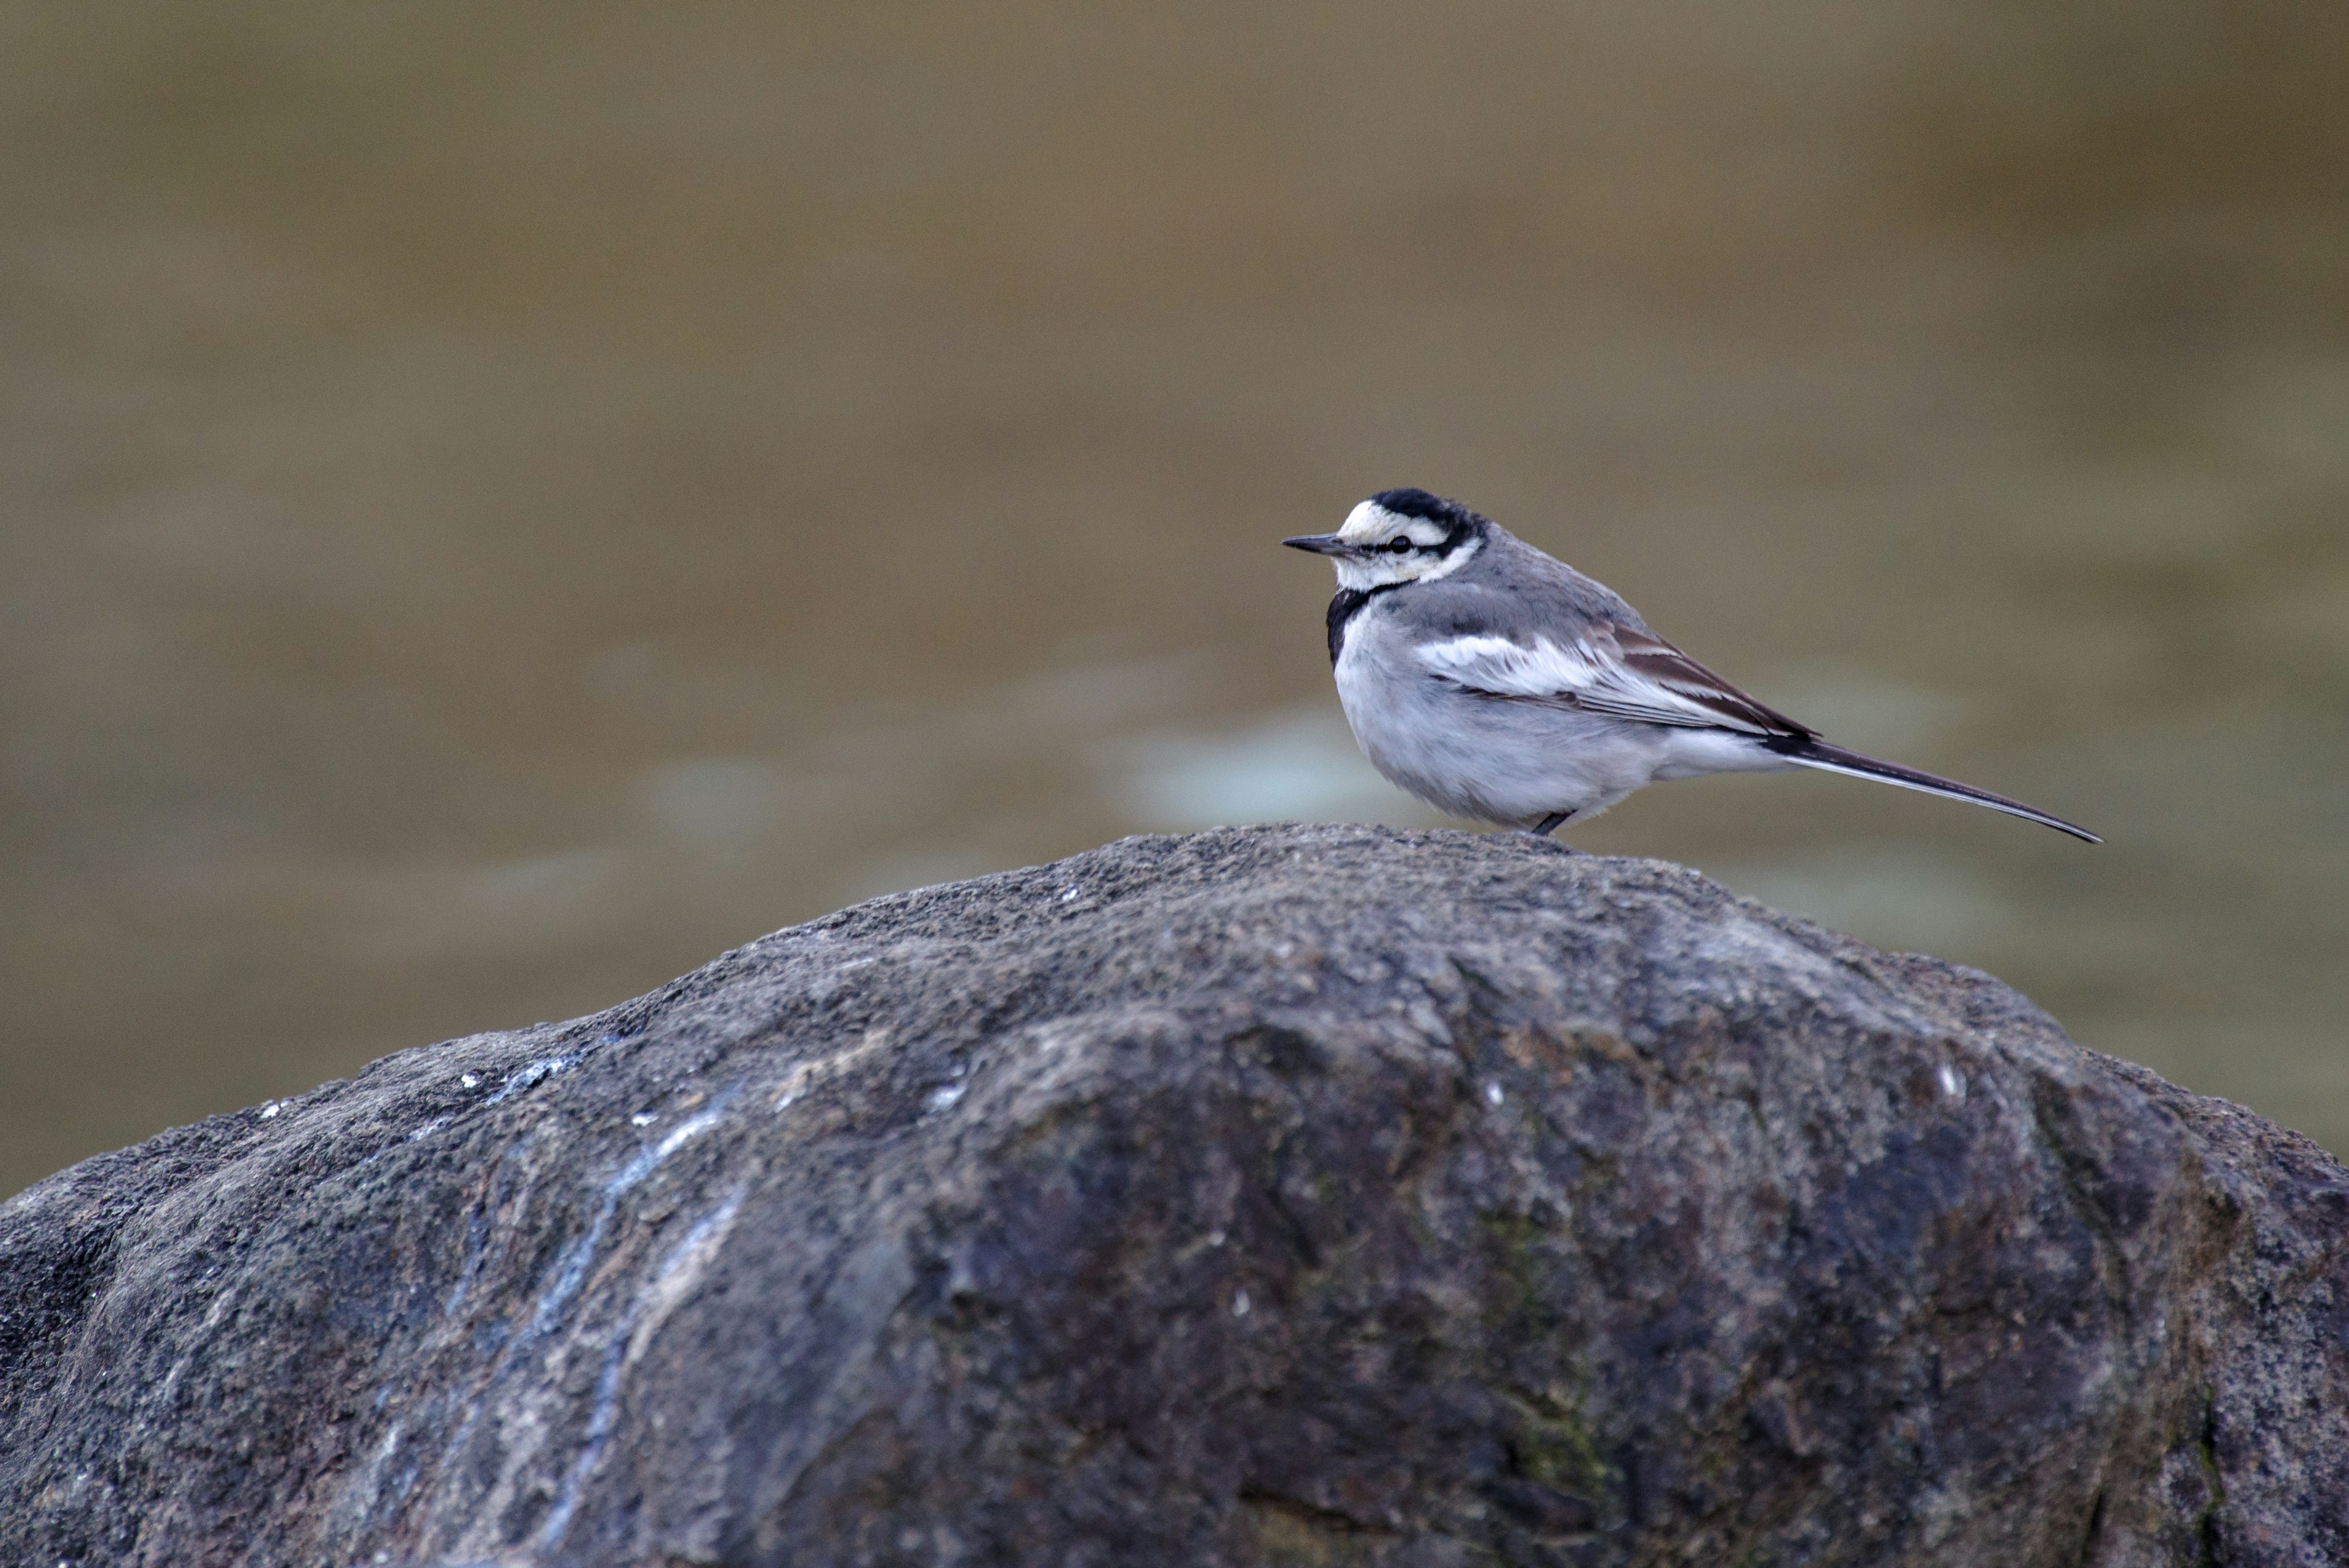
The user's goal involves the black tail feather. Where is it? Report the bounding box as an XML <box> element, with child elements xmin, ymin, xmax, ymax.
<box><xmin>1764</xmin><ymin>738</ymin><xmax>2101</xmax><ymax>844</ymax></box>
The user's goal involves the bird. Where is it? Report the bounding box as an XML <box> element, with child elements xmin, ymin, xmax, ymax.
<box><xmin>1283</xmin><ymin>488</ymin><xmax>2099</xmax><ymax>843</ymax></box>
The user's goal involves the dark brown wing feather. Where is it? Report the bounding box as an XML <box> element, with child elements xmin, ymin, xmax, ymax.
<box><xmin>1587</xmin><ymin>625</ymin><xmax>1818</xmax><ymax>738</ymax></box>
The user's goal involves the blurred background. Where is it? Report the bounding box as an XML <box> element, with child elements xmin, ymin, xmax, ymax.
<box><xmin>4</xmin><ymin>1</ymin><xmax>2345</xmax><ymax>1195</ymax></box>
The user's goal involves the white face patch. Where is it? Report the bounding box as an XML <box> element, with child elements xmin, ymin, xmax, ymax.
<box><xmin>1328</xmin><ymin>500</ymin><xmax>1482</xmax><ymax>592</ymax></box>
<box><xmin>1343</xmin><ymin>510</ymin><xmax>1428</xmax><ymax>552</ymax></box>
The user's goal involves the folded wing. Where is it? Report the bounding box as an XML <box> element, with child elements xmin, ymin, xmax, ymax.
<box><xmin>1414</xmin><ymin>623</ymin><xmax>1817</xmax><ymax>738</ymax></box>
<box><xmin>1412</xmin><ymin>623</ymin><xmax>2100</xmax><ymax>841</ymax></box>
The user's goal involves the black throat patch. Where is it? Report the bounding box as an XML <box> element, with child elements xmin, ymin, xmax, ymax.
<box><xmin>1326</xmin><ymin>582</ymin><xmax>1405</xmax><ymax>664</ymax></box>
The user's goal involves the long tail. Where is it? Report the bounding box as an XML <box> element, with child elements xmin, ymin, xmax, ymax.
<box><xmin>1764</xmin><ymin>738</ymin><xmax>2102</xmax><ymax>844</ymax></box>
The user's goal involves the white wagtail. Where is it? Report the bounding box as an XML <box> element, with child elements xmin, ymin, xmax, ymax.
<box><xmin>1285</xmin><ymin>488</ymin><xmax>2099</xmax><ymax>842</ymax></box>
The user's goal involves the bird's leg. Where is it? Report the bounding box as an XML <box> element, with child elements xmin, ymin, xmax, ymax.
<box><xmin>1523</xmin><ymin>811</ymin><xmax>1585</xmax><ymax>854</ymax></box>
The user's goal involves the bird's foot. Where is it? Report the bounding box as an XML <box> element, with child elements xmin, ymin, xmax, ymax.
<box><xmin>1523</xmin><ymin>812</ymin><xmax>1583</xmax><ymax>853</ymax></box>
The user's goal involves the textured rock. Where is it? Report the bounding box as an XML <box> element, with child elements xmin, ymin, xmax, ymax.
<box><xmin>2</xmin><ymin>825</ymin><xmax>2344</xmax><ymax>1568</ymax></box>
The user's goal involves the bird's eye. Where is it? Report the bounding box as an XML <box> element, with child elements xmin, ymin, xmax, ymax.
<box><xmin>1387</xmin><ymin>537</ymin><xmax>1416</xmax><ymax>553</ymax></box>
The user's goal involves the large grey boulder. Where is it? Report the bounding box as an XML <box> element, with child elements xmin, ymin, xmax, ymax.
<box><xmin>2</xmin><ymin>825</ymin><xmax>2343</xmax><ymax>1567</ymax></box>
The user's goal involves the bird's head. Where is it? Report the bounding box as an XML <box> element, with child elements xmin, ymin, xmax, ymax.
<box><xmin>1284</xmin><ymin>488</ymin><xmax>1490</xmax><ymax>591</ymax></box>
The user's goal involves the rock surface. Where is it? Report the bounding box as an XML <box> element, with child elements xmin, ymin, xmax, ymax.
<box><xmin>3</xmin><ymin>825</ymin><xmax>2345</xmax><ymax>1568</ymax></box>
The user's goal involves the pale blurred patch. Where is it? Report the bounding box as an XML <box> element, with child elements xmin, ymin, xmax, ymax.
<box><xmin>1709</xmin><ymin>849</ymin><xmax>2017</xmax><ymax>964</ymax></box>
<box><xmin>1102</xmin><ymin>708</ymin><xmax>1431</xmax><ymax>831</ymax></box>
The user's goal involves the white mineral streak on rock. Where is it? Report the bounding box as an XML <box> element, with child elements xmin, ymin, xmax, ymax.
<box><xmin>537</xmin><ymin>1187</ymin><xmax>746</xmax><ymax>1550</ymax></box>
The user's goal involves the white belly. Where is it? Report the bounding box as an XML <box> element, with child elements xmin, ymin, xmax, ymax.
<box><xmin>1333</xmin><ymin>630</ymin><xmax>1785</xmax><ymax>826</ymax></box>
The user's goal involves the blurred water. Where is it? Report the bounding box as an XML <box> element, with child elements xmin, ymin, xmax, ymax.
<box><xmin>3</xmin><ymin>1</ymin><xmax>2345</xmax><ymax>1194</ymax></box>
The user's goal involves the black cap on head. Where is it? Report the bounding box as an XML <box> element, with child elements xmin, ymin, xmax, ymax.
<box><xmin>1370</xmin><ymin>487</ymin><xmax>1468</xmax><ymax>523</ymax></box>
<box><xmin>1369</xmin><ymin>489</ymin><xmax>1490</xmax><ymax>548</ymax></box>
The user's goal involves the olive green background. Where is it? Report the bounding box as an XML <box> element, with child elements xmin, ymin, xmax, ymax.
<box><xmin>5</xmin><ymin>1</ymin><xmax>2345</xmax><ymax>1194</ymax></box>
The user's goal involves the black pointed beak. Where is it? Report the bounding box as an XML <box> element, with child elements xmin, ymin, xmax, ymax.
<box><xmin>1283</xmin><ymin>533</ymin><xmax>1356</xmax><ymax>557</ymax></box>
